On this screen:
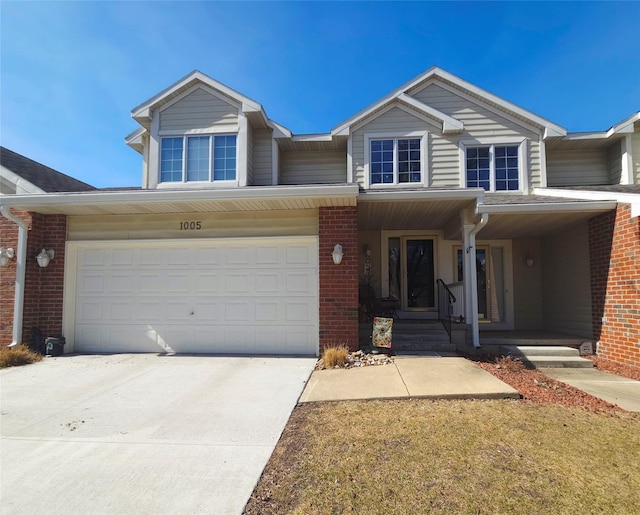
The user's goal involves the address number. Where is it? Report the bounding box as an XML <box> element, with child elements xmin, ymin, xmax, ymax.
<box><xmin>179</xmin><ymin>221</ymin><xmax>202</xmax><ymax>230</ymax></box>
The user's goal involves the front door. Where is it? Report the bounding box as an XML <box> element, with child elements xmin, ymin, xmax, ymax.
<box><xmin>389</xmin><ymin>237</ymin><xmax>436</xmax><ymax>312</ymax></box>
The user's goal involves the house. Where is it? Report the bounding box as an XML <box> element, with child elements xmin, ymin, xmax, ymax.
<box><xmin>0</xmin><ymin>68</ymin><xmax>638</xmax><ymax>369</ymax></box>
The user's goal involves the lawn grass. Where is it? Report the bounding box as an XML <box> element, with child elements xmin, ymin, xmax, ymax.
<box><xmin>245</xmin><ymin>399</ymin><xmax>640</xmax><ymax>514</ymax></box>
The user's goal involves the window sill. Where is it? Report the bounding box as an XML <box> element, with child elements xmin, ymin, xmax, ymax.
<box><xmin>156</xmin><ymin>180</ymin><xmax>239</xmax><ymax>190</ymax></box>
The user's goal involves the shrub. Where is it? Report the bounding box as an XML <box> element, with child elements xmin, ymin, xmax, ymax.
<box><xmin>0</xmin><ymin>345</ymin><xmax>43</xmax><ymax>368</ymax></box>
<box><xmin>321</xmin><ymin>344</ymin><xmax>350</xmax><ymax>368</ymax></box>
<box><xmin>495</xmin><ymin>355</ymin><xmax>525</xmax><ymax>372</ymax></box>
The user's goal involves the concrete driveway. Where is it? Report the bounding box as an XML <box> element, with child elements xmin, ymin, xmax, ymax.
<box><xmin>0</xmin><ymin>354</ymin><xmax>316</xmax><ymax>514</ymax></box>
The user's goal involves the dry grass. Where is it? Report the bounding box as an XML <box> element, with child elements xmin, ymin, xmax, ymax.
<box><xmin>0</xmin><ymin>345</ymin><xmax>43</xmax><ymax>368</ymax></box>
<box><xmin>321</xmin><ymin>344</ymin><xmax>350</xmax><ymax>368</ymax></box>
<box><xmin>495</xmin><ymin>354</ymin><xmax>526</xmax><ymax>372</ymax></box>
<box><xmin>245</xmin><ymin>399</ymin><xmax>640</xmax><ymax>514</ymax></box>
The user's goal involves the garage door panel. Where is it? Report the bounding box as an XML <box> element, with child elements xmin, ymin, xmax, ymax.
<box><xmin>285</xmin><ymin>300</ymin><xmax>314</xmax><ymax>322</ymax></box>
<box><xmin>138</xmin><ymin>273</ymin><xmax>165</xmax><ymax>294</ymax></box>
<box><xmin>111</xmin><ymin>248</ymin><xmax>135</xmax><ymax>266</ymax></box>
<box><xmin>75</xmin><ymin>325</ymin><xmax>160</xmax><ymax>354</ymax></box>
<box><xmin>73</xmin><ymin>238</ymin><xmax>318</xmax><ymax>355</ymax></box>
<box><xmin>225</xmin><ymin>273</ymin><xmax>250</xmax><ymax>293</ymax></box>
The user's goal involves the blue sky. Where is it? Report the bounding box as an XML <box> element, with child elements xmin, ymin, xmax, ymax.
<box><xmin>1</xmin><ymin>1</ymin><xmax>638</xmax><ymax>188</ymax></box>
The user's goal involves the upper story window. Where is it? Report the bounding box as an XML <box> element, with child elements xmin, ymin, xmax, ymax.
<box><xmin>365</xmin><ymin>132</ymin><xmax>427</xmax><ymax>188</ymax></box>
<box><xmin>160</xmin><ymin>134</ymin><xmax>237</xmax><ymax>183</ymax></box>
<box><xmin>465</xmin><ymin>143</ymin><xmax>521</xmax><ymax>191</ymax></box>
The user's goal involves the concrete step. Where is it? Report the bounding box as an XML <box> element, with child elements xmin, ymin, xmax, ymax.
<box><xmin>518</xmin><ymin>356</ymin><xmax>594</xmax><ymax>369</ymax></box>
<box><xmin>501</xmin><ymin>345</ymin><xmax>580</xmax><ymax>358</ymax></box>
<box><xmin>500</xmin><ymin>345</ymin><xmax>593</xmax><ymax>369</ymax></box>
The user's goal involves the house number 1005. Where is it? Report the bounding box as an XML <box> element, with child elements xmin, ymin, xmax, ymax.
<box><xmin>179</xmin><ymin>221</ymin><xmax>202</xmax><ymax>230</ymax></box>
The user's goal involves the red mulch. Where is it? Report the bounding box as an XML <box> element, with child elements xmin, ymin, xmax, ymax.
<box><xmin>475</xmin><ymin>356</ymin><xmax>640</xmax><ymax>416</ymax></box>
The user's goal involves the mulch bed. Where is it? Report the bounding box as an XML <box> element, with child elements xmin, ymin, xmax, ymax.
<box><xmin>475</xmin><ymin>355</ymin><xmax>640</xmax><ymax>415</ymax></box>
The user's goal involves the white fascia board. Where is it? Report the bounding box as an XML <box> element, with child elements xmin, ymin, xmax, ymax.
<box><xmin>535</xmin><ymin>187</ymin><xmax>640</xmax><ymax>216</ymax></box>
<box><xmin>330</xmin><ymin>68</ymin><xmax>440</xmax><ymax>135</ymax></box>
<box><xmin>268</xmin><ymin>120</ymin><xmax>292</xmax><ymax>139</ymax></box>
<box><xmin>397</xmin><ymin>93</ymin><xmax>464</xmax><ymax>133</ymax></box>
<box><xmin>477</xmin><ymin>200</ymin><xmax>617</xmax><ymax>214</ymax></box>
<box><xmin>359</xmin><ymin>188</ymin><xmax>483</xmax><ymax>203</ymax></box>
<box><xmin>124</xmin><ymin>127</ymin><xmax>146</xmax><ymax>151</ymax></box>
<box><xmin>0</xmin><ymin>184</ymin><xmax>360</xmax><ymax>209</ymax></box>
<box><xmin>429</xmin><ymin>68</ymin><xmax>567</xmax><ymax>138</ymax></box>
<box><xmin>608</xmin><ymin>111</ymin><xmax>640</xmax><ymax>136</ymax></box>
<box><xmin>131</xmin><ymin>70</ymin><xmax>263</xmax><ymax>121</ymax></box>
<box><xmin>291</xmin><ymin>133</ymin><xmax>333</xmax><ymax>142</ymax></box>
<box><xmin>0</xmin><ymin>167</ymin><xmax>46</xmax><ymax>194</ymax></box>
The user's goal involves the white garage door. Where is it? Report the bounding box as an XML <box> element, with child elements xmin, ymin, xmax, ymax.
<box><xmin>70</xmin><ymin>238</ymin><xmax>318</xmax><ymax>355</ymax></box>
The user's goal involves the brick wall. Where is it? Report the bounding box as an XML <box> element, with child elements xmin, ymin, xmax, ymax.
<box><xmin>318</xmin><ymin>206</ymin><xmax>359</xmax><ymax>351</ymax></box>
<box><xmin>589</xmin><ymin>204</ymin><xmax>640</xmax><ymax>369</ymax></box>
<box><xmin>0</xmin><ymin>210</ymin><xmax>67</xmax><ymax>349</ymax></box>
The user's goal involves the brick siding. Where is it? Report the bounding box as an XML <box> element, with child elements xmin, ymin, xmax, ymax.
<box><xmin>318</xmin><ymin>206</ymin><xmax>359</xmax><ymax>351</ymax></box>
<box><xmin>589</xmin><ymin>204</ymin><xmax>640</xmax><ymax>369</ymax></box>
<box><xmin>0</xmin><ymin>210</ymin><xmax>67</xmax><ymax>348</ymax></box>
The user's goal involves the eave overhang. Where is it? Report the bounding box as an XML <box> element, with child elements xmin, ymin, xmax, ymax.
<box><xmin>0</xmin><ymin>184</ymin><xmax>359</xmax><ymax>216</ymax></box>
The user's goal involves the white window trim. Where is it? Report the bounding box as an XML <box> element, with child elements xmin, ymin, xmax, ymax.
<box><xmin>459</xmin><ymin>137</ymin><xmax>528</xmax><ymax>194</ymax></box>
<box><xmin>158</xmin><ymin>133</ymin><xmax>239</xmax><ymax>187</ymax></box>
<box><xmin>364</xmin><ymin>131</ymin><xmax>428</xmax><ymax>189</ymax></box>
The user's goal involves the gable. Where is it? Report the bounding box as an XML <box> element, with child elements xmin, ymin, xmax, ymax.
<box><xmin>409</xmin><ymin>82</ymin><xmax>539</xmax><ymax>140</ymax></box>
<box><xmin>159</xmin><ymin>87</ymin><xmax>239</xmax><ymax>132</ymax></box>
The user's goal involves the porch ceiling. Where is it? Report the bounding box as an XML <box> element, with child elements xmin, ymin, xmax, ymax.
<box><xmin>357</xmin><ymin>198</ymin><xmax>475</xmax><ymax>232</ymax></box>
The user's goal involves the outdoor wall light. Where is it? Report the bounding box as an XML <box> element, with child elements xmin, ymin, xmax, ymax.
<box><xmin>525</xmin><ymin>254</ymin><xmax>534</xmax><ymax>267</ymax></box>
<box><xmin>36</xmin><ymin>248</ymin><xmax>55</xmax><ymax>268</ymax></box>
<box><xmin>363</xmin><ymin>244</ymin><xmax>372</xmax><ymax>257</ymax></box>
<box><xmin>332</xmin><ymin>244</ymin><xmax>344</xmax><ymax>265</ymax></box>
<box><xmin>0</xmin><ymin>247</ymin><xmax>15</xmax><ymax>267</ymax></box>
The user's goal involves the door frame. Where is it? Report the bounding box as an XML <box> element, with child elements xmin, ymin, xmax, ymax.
<box><xmin>380</xmin><ymin>230</ymin><xmax>440</xmax><ymax>318</ymax></box>
<box><xmin>453</xmin><ymin>240</ymin><xmax>515</xmax><ymax>330</ymax></box>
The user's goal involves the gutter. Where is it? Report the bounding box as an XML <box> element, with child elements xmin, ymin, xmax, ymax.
<box><xmin>0</xmin><ymin>205</ymin><xmax>28</xmax><ymax>347</ymax></box>
<box><xmin>0</xmin><ymin>183</ymin><xmax>360</xmax><ymax>210</ymax></box>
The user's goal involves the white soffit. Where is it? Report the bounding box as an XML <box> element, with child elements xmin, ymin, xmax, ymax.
<box><xmin>0</xmin><ymin>184</ymin><xmax>359</xmax><ymax>216</ymax></box>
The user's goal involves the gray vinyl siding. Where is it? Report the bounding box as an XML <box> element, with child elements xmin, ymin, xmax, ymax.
<box><xmin>410</xmin><ymin>83</ymin><xmax>543</xmax><ymax>188</ymax></box>
<box><xmin>542</xmin><ymin>222</ymin><xmax>592</xmax><ymax>338</ymax></box>
<box><xmin>352</xmin><ymin>106</ymin><xmax>440</xmax><ymax>186</ymax></box>
<box><xmin>607</xmin><ymin>140</ymin><xmax>622</xmax><ymax>184</ymax></box>
<box><xmin>253</xmin><ymin>129</ymin><xmax>273</xmax><ymax>186</ymax></box>
<box><xmin>280</xmin><ymin>151</ymin><xmax>346</xmax><ymax>185</ymax></box>
<box><xmin>159</xmin><ymin>88</ymin><xmax>238</xmax><ymax>132</ymax></box>
<box><xmin>429</xmin><ymin>133</ymin><xmax>461</xmax><ymax>187</ymax></box>
<box><xmin>246</xmin><ymin>123</ymin><xmax>254</xmax><ymax>185</ymax></box>
<box><xmin>546</xmin><ymin>150</ymin><xmax>609</xmax><ymax>186</ymax></box>
<box><xmin>512</xmin><ymin>239</ymin><xmax>543</xmax><ymax>330</ymax></box>
<box><xmin>633</xmin><ymin>132</ymin><xmax>640</xmax><ymax>184</ymax></box>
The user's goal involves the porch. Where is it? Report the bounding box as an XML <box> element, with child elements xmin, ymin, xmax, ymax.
<box><xmin>359</xmin><ymin>319</ymin><xmax>592</xmax><ymax>355</ymax></box>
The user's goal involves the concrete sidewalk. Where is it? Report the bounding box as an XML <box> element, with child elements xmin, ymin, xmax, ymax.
<box><xmin>299</xmin><ymin>356</ymin><xmax>520</xmax><ymax>402</ymax></box>
<box><xmin>541</xmin><ymin>368</ymin><xmax>640</xmax><ymax>412</ymax></box>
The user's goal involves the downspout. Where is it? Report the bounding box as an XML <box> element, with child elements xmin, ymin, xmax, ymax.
<box><xmin>0</xmin><ymin>205</ymin><xmax>28</xmax><ymax>348</ymax></box>
<box><xmin>463</xmin><ymin>212</ymin><xmax>489</xmax><ymax>348</ymax></box>
<box><xmin>467</xmin><ymin>213</ymin><xmax>489</xmax><ymax>349</ymax></box>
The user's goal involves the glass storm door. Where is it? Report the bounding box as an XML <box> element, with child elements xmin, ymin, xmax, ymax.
<box><xmin>457</xmin><ymin>246</ymin><xmax>505</xmax><ymax>322</ymax></box>
<box><xmin>403</xmin><ymin>238</ymin><xmax>435</xmax><ymax>310</ymax></box>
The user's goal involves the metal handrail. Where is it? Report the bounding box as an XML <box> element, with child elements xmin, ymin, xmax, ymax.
<box><xmin>436</xmin><ymin>279</ymin><xmax>456</xmax><ymax>342</ymax></box>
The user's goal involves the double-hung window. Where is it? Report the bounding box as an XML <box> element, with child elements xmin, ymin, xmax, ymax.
<box><xmin>160</xmin><ymin>134</ymin><xmax>237</xmax><ymax>184</ymax></box>
<box><xmin>369</xmin><ymin>136</ymin><xmax>423</xmax><ymax>186</ymax></box>
<box><xmin>465</xmin><ymin>144</ymin><xmax>520</xmax><ymax>191</ymax></box>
